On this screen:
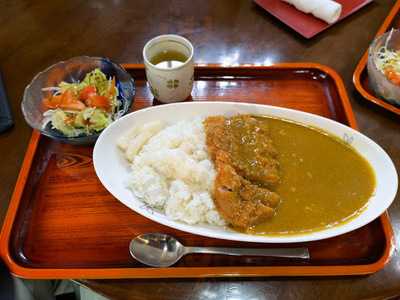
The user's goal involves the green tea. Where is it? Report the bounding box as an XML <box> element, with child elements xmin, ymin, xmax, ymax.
<box><xmin>150</xmin><ymin>50</ymin><xmax>188</xmax><ymax>69</ymax></box>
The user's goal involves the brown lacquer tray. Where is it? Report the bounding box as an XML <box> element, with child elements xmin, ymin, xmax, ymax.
<box><xmin>353</xmin><ymin>1</ymin><xmax>400</xmax><ymax>116</ymax></box>
<box><xmin>0</xmin><ymin>64</ymin><xmax>394</xmax><ymax>279</ymax></box>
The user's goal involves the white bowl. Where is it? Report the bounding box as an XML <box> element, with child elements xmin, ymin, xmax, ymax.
<box><xmin>93</xmin><ymin>102</ymin><xmax>398</xmax><ymax>243</ymax></box>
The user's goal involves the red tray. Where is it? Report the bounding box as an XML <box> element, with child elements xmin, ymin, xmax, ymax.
<box><xmin>254</xmin><ymin>0</ymin><xmax>373</xmax><ymax>38</ymax></box>
<box><xmin>353</xmin><ymin>1</ymin><xmax>400</xmax><ymax>116</ymax></box>
<box><xmin>0</xmin><ymin>64</ymin><xmax>394</xmax><ymax>279</ymax></box>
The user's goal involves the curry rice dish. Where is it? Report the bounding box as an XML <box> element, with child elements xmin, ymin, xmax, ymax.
<box><xmin>120</xmin><ymin>114</ymin><xmax>375</xmax><ymax>236</ymax></box>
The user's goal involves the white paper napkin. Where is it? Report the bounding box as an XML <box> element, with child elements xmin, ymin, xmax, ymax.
<box><xmin>282</xmin><ymin>0</ymin><xmax>342</xmax><ymax>24</ymax></box>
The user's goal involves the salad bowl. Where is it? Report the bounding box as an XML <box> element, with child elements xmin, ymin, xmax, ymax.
<box><xmin>22</xmin><ymin>56</ymin><xmax>135</xmax><ymax>145</ymax></box>
<box><xmin>368</xmin><ymin>29</ymin><xmax>400</xmax><ymax>106</ymax></box>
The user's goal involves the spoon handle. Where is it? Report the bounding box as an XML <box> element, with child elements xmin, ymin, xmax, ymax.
<box><xmin>184</xmin><ymin>247</ymin><xmax>310</xmax><ymax>259</ymax></box>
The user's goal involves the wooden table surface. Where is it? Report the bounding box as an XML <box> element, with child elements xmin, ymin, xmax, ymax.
<box><xmin>0</xmin><ymin>1</ymin><xmax>399</xmax><ymax>299</ymax></box>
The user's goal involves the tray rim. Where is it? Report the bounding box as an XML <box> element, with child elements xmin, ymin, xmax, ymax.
<box><xmin>0</xmin><ymin>63</ymin><xmax>394</xmax><ymax>279</ymax></box>
<box><xmin>353</xmin><ymin>1</ymin><xmax>400</xmax><ymax>116</ymax></box>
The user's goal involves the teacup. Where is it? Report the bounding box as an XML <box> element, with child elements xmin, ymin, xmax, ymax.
<box><xmin>143</xmin><ymin>34</ymin><xmax>194</xmax><ymax>103</ymax></box>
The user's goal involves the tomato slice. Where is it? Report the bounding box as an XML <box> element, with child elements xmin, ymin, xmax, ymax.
<box><xmin>384</xmin><ymin>66</ymin><xmax>400</xmax><ymax>86</ymax></box>
<box><xmin>58</xmin><ymin>100</ymin><xmax>86</xmax><ymax>111</ymax></box>
<box><xmin>43</xmin><ymin>90</ymin><xmax>86</xmax><ymax>111</ymax></box>
<box><xmin>59</xmin><ymin>90</ymin><xmax>86</xmax><ymax>110</ymax></box>
<box><xmin>79</xmin><ymin>85</ymin><xmax>97</xmax><ymax>100</ymax></box>
<box><xmin>85</xmin><ymin>95</ymin><xmax>111</xmax><ymax>111</ymax></box>
<box><xmin>43</xmin><ymin>94</ymin><xmax>63</xmax><ymax>109</ymax></box>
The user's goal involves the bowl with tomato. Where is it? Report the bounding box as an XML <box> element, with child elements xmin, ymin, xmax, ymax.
<box><xmin>22</xmin><ymin>56</ymin><xmax>135</xmax><ymax>145</ymax></box>
<box><xmin>368</xmin><ymin>29</ymin><xmax>400</xmax><ymax>106</ymax></box>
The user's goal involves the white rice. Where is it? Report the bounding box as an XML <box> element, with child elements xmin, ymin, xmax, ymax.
<box><xmin>125</xmin><ymin>118</ymin><xmax>225</xmax><ymax>226</ymax></box>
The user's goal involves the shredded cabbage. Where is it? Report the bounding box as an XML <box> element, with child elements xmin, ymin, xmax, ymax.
<box><xmin>375</xmin><ymin>46</ymin><xmax>400</xmax><ymax>74</ymax></box>
<box><xmin>49</xmin><ymin>107</ymin><xmax>112</xmax><ymax>136</ymax></box>
<box><xmin>50</xmin><ymin>109</ymin><xmax>85</xmax><ymax>137</ymax></box>
<box><xmin>89</xmin><ymin>109</ymin><xmax>111</xmax><ymax>131</ymax></box>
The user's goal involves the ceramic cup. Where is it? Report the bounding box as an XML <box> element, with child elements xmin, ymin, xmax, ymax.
<box><xmin>143</xmin><ymin>34</ymin><xmax>194</xmax><ymax>103</ymax></box>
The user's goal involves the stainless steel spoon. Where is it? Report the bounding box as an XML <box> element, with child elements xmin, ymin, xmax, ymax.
<box><xmin>129</xmin><ymin>233</ymin><xmax>310</xmax><ymax>267</ymax></box>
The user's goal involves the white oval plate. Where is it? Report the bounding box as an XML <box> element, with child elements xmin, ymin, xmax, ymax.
<box><xmin>93</xmin><ymin>102</ymin><xmax>398</xmax><ymax>243</ymax></box>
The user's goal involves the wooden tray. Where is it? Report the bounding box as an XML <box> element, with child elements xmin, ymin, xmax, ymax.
<box><xmin>0</xmin><ymin>64</ymin><xmax>394</xmax><ymax>279</ymax></box>
<box><xmin>353</xmin><ymin>1</ymin><xmax>400</xmax><ymax>116</ymax></box>
<box><xmin>254</xmin><ymin>0</ymin><xmax>373</xmax><ymax>39</ymax></box>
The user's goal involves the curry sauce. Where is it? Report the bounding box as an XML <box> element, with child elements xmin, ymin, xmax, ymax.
<box><xmin>205</xmin><ymin>115</ymin><xmax>376</xmax><ymax>235</ymax></box>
